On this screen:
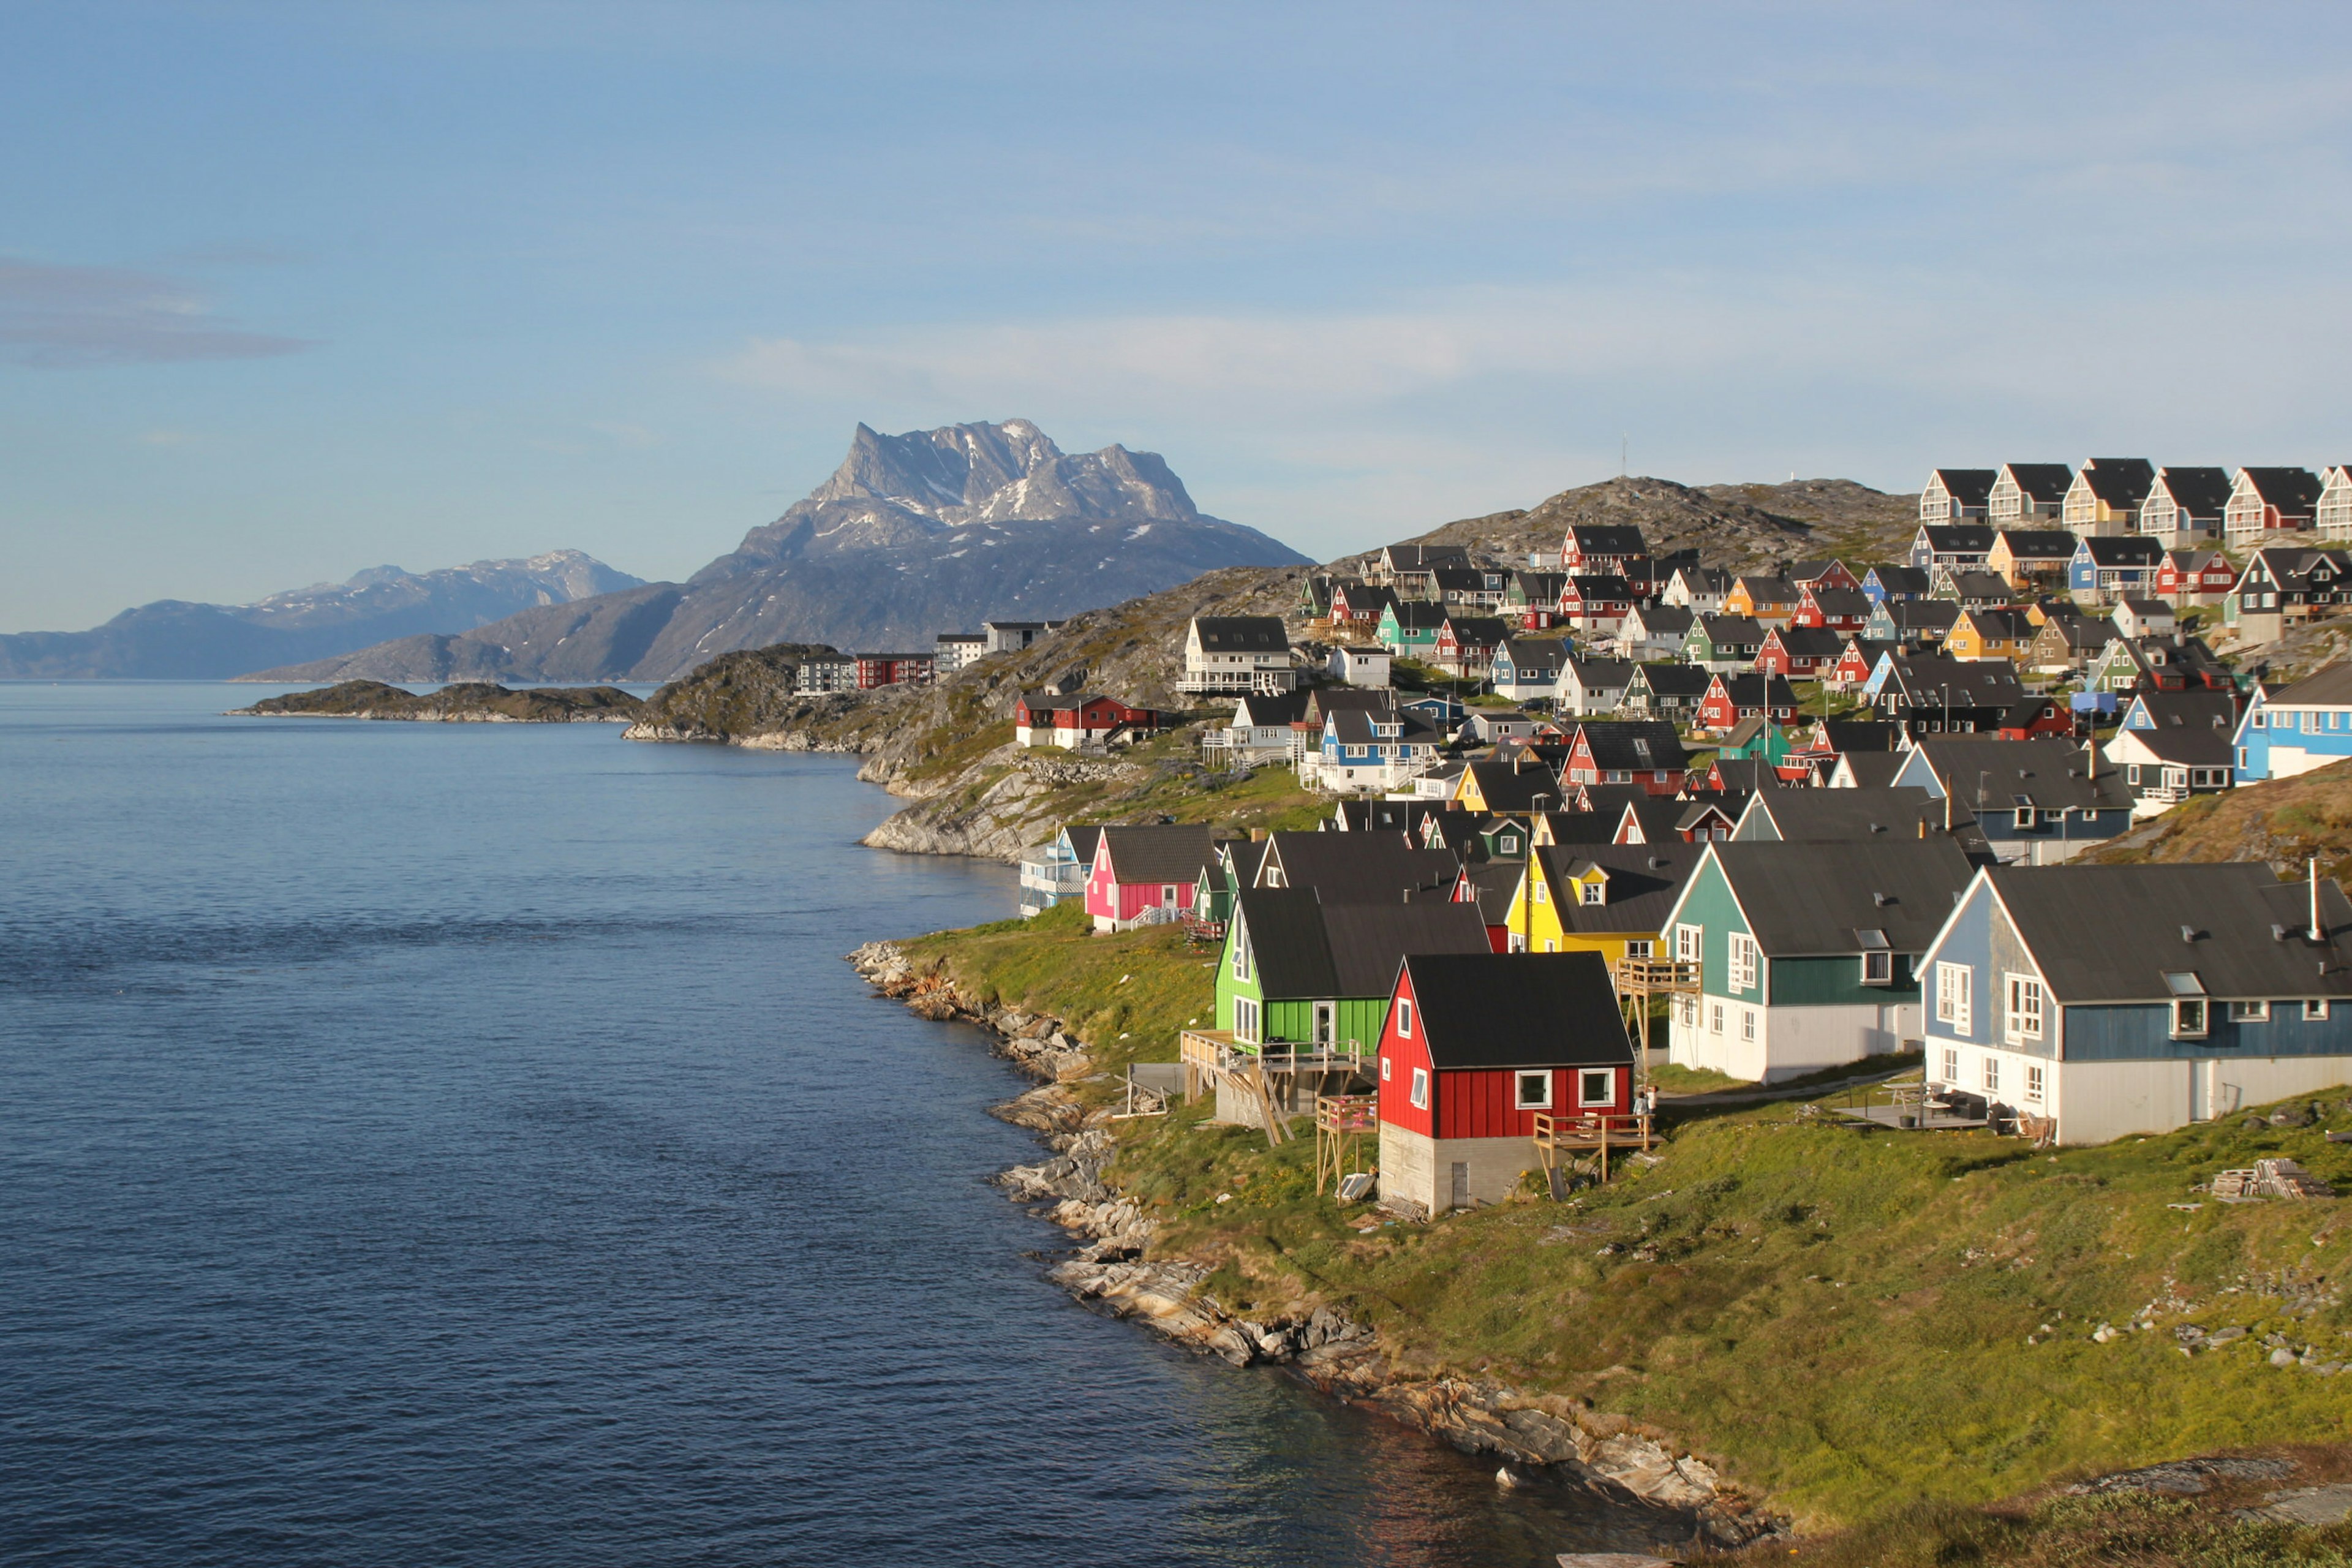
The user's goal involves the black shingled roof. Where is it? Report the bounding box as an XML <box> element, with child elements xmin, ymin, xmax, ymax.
<box><xmin>1401</xmin><ymin>952</ymin><xmax>1633</xmax><ymax>1071</ymax></box>
<box><xmin>2078</xmin><ymin>458</ymin><xmax>2155</xmax><ymax>509</ymax></box>
<box><xmin>1705</xmin><ymin>839</ymin><xmax>1978</xmax><ymax>956</ymax></box>
<box><xmin>1231</xmin><ymin>886</ymin><xmax>1490</xmax><ymax>1003</ymax></box>
<box><xmin>1929</xmin><ymin>469</ymin><xmax>1997</xmax><ymax>505</ymax></box>
<box><xmin>1193</xmin><ymin>616</ymin><xmax>1289</xmax><ymax>652</ymax></box>
<box><xmin>1099</xmin><ymin>824</ymin><xmax>1220</xmax><ymax>886</ymax></box>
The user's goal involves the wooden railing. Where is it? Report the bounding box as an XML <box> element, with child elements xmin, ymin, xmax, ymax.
<box><xmin>1532</xmin><ymin>1110</ymin><xmax>1656</xmax><ymax>1187</ymax></box>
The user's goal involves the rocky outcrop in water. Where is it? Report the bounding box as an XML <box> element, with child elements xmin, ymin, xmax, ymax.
<box><xmin>232</xmin><ymin>679</ymin><xmax>644</xmax><ymax>723</ymax></box>
<box><xmin>843</xmin><ymin>939</ymin><xmax>1776</xmax><ymax>1547</ymax></box>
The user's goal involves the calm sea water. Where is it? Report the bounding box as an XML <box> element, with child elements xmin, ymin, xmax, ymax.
<box><xmin>0</xmin><ymin>684</ymin><xmax>1686</xmax><ymax>1567</ymax></box>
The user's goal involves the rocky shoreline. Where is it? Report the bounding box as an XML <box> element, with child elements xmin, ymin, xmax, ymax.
<box><xmin>846</xmin><ymin>938</ymin><xmax>1778</xmax><ymax>1550</ymax></box>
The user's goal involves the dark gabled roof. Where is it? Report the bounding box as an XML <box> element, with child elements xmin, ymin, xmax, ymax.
<box><xmin>1866</xmin><ymin>565</ymin><xmax>1934</xmax><ymax>593</ymax></box>
<box><xmin>1232</xmin><ymin>886</ymin><xmax>1492</xmax><ymax>1002</ymax></box>
<box><xmin>1386</xmin><ymin>600</ymin><xmax>1449</xmax><ymax>630</ymax></box>
<box><xmin>1532</xmin><ymin>842</ymin><xmax>1700</xmax><ymax>937</ymax></box>
<box><xmin>2000</xmin><ymin>463</ymin><xmax>2076</xmax><ymax>502</ymax></box>
<box><xmin>2130</xmin><ymin>688</ymin><xmax>2237</xmax><ymax>732</ymax></box>
<box><xmin>2152</xmin><ymin>467</ymin><xmax>2233</xmax><ymax>515</ymax></box>
<box><xmin>1878</xmin><ymin>600</ymin><xmax>1963</xmax><ymax>631</ymax></box>
<box><xmin>1535</xmin><ymin>807</ymin><xmax>1619</xmax><ymax>845</ymax></box>
<box><xmin>1565</xmin><ymin>573</ymin><xmax>1635</xmax><ymax>598</ymax></box>
<box><xmin>1928</xmin><ymin>469</ymin><xmax>1997</xmax><ymax>505</ymax></box>
<box><xmin>1818</xmin><ymin>718</ymin><xmax>1899</xmax><ymax>753</ymax></box>
<box><xmin>1442</xmin><ymin>614</ymin><xmax>1510</xmax><ymax>644</ymax></box>
<box><xmin>1919</xmin><ymin>524</ymin><xmax>1996</xmax><ymax>551</ymax></box>
<box><xmin>1562</xmin><ymin>524</ymin><xmax>1649</xmax><ymax>555</ymax></box>
<box><xmin>2110</xmin><ymin>723</ymin><xmax>2233</xmax><ymax>768</ymax></box>
<box><xmin>1715</xmin><ymin>673</ymin><xmax>1800</xmax><ymax>706</ymax></box>
<box><xmin>1908</xmin><ymin>736</ymin><xmax>2136</xmax><ymax>813</ymax></box>
<box><xmin>1429</xmin><ymin>567</ymin><xmax>1489</xmax><ymax>592</ymax></box>
<box><xmin>1628</xmin><ymin>663</ymin><xmax>1714</xmax><ymax>696</ymax></box>
<box><xmin>1958</xmin><ymin>606</ymin><xmax>2035</xmax><ymax>639</ymax></box>
<box><xmin>2038</xmin><ymin>616</ymin><xmax>2116</xmax><ymax>651</ymax></box>
<box><xmin>1941</xmin><ymin>569</ymin><xmax>2018</xmax><ymax>599</ymax></box>
<box><xmin>2077</xmin><ymin>535</ymin><xmax>2166</xmax><ymax>567</ymax></box>
<box><xmin>1733</xmin><ymin>574</ymin><xmax>1799</xmax><ymax>603</ymax></box>
<box><xmin>1613</xmin><ymin>791</ymin><xmax>1694</xmax><ymax>844</ymax></box>
<box><xmin>1836</xmin><ymin>752</ymin><xmax>1909</xmax><ymax>789</ymax></box>
<box><xmin>1310</xmin><ymin>687</ymin><xmax>1399</xmax><ymax>722</ymax></box>
<box><xmin>1709</xmin><ymin>839</ymin><xmax>1977</xmax><ymax>956</ymax></box>
<box><xmin>1738</xmin><ymin>786</ymin><xmax>1989</xmax><ymax>857</ymax></box>
<box><xmin>1985</xmin><ymin>864</ymin><xmax>2352</xmax><ymax>1003</ymax></box>
<box><xmin>1705</xmin><ymin>758</ymin><xmax>1784</xmax><ymax>796</ymax></box>
<box><xmin>1063</xmin><ymin>824</ymin><xmax>1106</xmax><ymax>867</ymax></box>
<box><xmin>2238</xmin><ymin>467</ymin><xmax>2324</xmax><ymax>512</ymax></box>
<box><xmin>2266</xmin><ymin>662</ymin><xmax>2352</xmax><ymax>708</ymax></box>
<box><xmin>1234</xmin><ymin>690</ymin><xmax>1314</xmax><ymax>726</ymax></box>
<box><xmin>1224</xmin><ymin>835</ymin><xmax>1274</xmax><ymax>888</ymax></box>
<box><xmin>1564</xmin><ymin>656</ymin><xmax>1637</xmax><ymax>686</ymax></box>
<box><xmin>1785</xmin><ymin>559</ymin><xmax>1848</xmax><ymax>583</ymax></box>
<box><xmin>1804</xmin><ymin>586</ymin><xmax>1873</xmax><ymax>616</ymax></box>
<box><xmin>1878</xmin><ymin>654</ymin><xmax>2026</xmax><ymax>708</ymax></box>
<box><xmin>1382</xmin><ymin>543</ymin><xmax>1472</xmax><ymax>569</ymax></box>
<box><xmin>1402</xmin><ymin>952</ymin><xmax>1634</xmax><ymax>1071</ymax></box>
<box><xmin>1670</xmin><ymin>565</ymin><xmax>1732</xmax><ymax>590</ymax></box>
<box><xmin>1578</xmin><ymin>720</ymin><xmax>1690</xmax><ymax>771</ymax></box>
<box><xmin>1336</xmin><ymin>581</ymin><xmax>1399</xmax><ymax>611</ymax></box>
<box><xmin>2078</xmin><ymin>458</ymin><xmax>2155</xmax><ymax>508</ymax></box>
<box><xmin>1511</xmin><ymin>570</ymin><xmax>1567</xmax><ymax>596</ymax></box>
<box><xmin>2116</xmin><ymin>597</ymin><xmax>2174</xmax><ymax>618</ymax></box>
<box><xmin>1499</xmin><ymin>636</ymin><xmax>1568</xmax><ymax>671</ymax></box>
<box><xmin>1461</xmin><ymin>859</ymin><xmax>1523</xmax><ymax>924</ymax></box>
<box><xmin>1630</xmin><ymin>603</ymin><xmax>1695</xmax><ymax>632</ymax></box>
<box><xmin>1695</xmin><ymin>613</ymin><xmax>1768</xmax><ymax>644</ymax></box>
<box><xmin>2249</xmin><ymin>547</ymin><xmax>2352</xmax><ymax>593</ymax></box>
<box><xmin>1099</xmin><ymin>824</ymin><xmax>1220</xmax><ymax>885</ymax></box>
<box><xmin>1770</xmin><ymin>626</ymin><xmax>1847</xmax><ymax>657</ymax></box>
<box><xmin>1327</xmin><ymin>708</ymin><xmax>1442</xmax><ymax>747</ymax></box>
<box><xmin>1462</xmin><ymin>760</ymin><xmax>1572</xmax><ymax>815</ymax></box>
<box><xmin>1259</xmin><ymin>831</ymin><xmax>1462</xmax><ymax>902</ymax></box>
<box><xmin>1992</xmin><ymin>529</ymin><xmax>2078</xmax><ymax>560</ymax></box>
<box><xmin>1192</xmin><ymin>616</ymin><xmax>1289</xmax><ymax>651</ymax></box>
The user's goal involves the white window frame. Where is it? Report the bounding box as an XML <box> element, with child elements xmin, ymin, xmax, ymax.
<box><xmin>1532</xmin><ymin>879</ymin><xmax>1547</xmax><ymax>905</ymax></box>
<box><xmin>1941</xmin><ymin>1046</ymin><xmax>1959</xmax><ymax>1084</ymax></box>
<box><xmin>2229</xmin><ymin>999</ymin><xmax>2269</xmax><ymax>1022</ymax></box>
<box><xmin>1395</xmin><ymin>998</ymin><xmax>1414</xmax><ymax>1038</ymax></box>
<box><xmin>1231</xmin><ymin>930</ymin><xmax>1252</xmax><ymax>982</ymax></box>
<box><xmin>2305</xmin><ymin>999</ymin><xmax>2331</xmax><ymax>1021</ymax></box>
<box><xmin>1861</xmin><ymin>949</ymin><xmax>1893</xmax><ymax>986</ymax></box>
<box><xmin>2172</xmin><ymin>996</ymin><xmax>2208</xmax><ymax>1039</ymax></box>
<box><xmin>1581</xmin><ymin>880</ymin><xmax>1606</xmax><ymax>906</ymax></box>
<box><xmin>1983</xmin><ymin>1056</ymin><xmax>2000</xmax><ymax>1094</ymax></box>
<box><xmin>1515</xmin><ymin>1070</ymin><xmax>1553</xmax><ymax>1110</ymax></box>
<box><xmin>1741</xmin><ymin>1008</ymin><xmax>1757</xmax><ymax>1042</ymax></box>
<box><xmin>1380</xmin><ymin>1055</ymin><xmax>1392</xmax><ymax>1081</ymax></box>
<box><xmin>1936</xmin><ymin>962</ymin><xmax>1973</xmax><ymax>1032</ymax></box>
<box><xmin>1409</xmin><ymin>1067</ymin><xmax>1430</xmax><ymax>1109</ymax></box>
<box><xmin>1234</xmin><ymin>998</ymin><xmax>1260</xmax><ymax>1045</ymax></box>
<box><xmin>1626</xmin><ymin>938</ymin><xmax>1653</xmax><ymax>959</ymax></box>
<box><xmin>1578</xmin><ymin>1069</ymin><xmax>1614</xmax><ymax>1107</ymax></box>
<box><xmin>2004</xmin><ymin>974</ymin><xmax>2045</xmax><ymax>1043</ymax></box>
<box><xmin>1728</xmin><ymin>933</ymin><xmax>1759</xmax><ymax>993</ymax></box>
<box><xmin>1711</xmin><ymin>1001</ymin><xmax>1725</xmax><ymax>1035</ymax></box>
<box><xmin>1676</xmin><ymin>924</ymin><xmax>1702</xmax><ymax>962</ymax></box>
<box><xmin>2024</xmin><ymin>1063</ymin><xmax>2045</xmax><ymax>1102</ymax></box>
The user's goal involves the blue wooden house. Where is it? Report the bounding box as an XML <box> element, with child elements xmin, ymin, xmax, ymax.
<box><xmin>1917</xmin><ymin>862</ymin><xmax>2352</xmax><ymax>1144</ymax></box>
<box><xmin>1863</xmin><ymin>565</ymin><xmax>1932</xmax><ymax>605</ymax></box>
<box><xmin>1888</xmin><ymin>736</ymin><xmax>2136</xmax><ymax>862</ymax></box>
<box><xmin>2233</xmin><ymin>663</ymin><xmax>2352</xmax><ymax>782</ymax></box>
<box><xmin>2068</xmin><ymin>535</ymin><xmax>2165</xmax><ymax>603</ymax></box>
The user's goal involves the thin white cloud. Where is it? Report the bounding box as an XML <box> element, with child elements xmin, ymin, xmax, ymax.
<box><xmin>0</xmin><ymin>257</ymin><xmax>311</xmax><ymax>367</ymax></box>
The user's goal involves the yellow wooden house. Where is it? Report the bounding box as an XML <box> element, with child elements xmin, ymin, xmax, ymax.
<box><xmin>1499</xmin><ymin>843</ymin><xmax>1699</xmax><ymax>961</ymax></box>
<box><xmin>1943</xmin><ymin>606</ymin><xmax>2035</xmax><ymax>663</ymax></box>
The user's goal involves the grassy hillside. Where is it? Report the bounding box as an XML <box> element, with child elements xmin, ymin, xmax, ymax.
<box><xmin>2089</xmin><ymin>760</ymin><xmax>2352</xmax><ymax>884</ymax></box>
<box><xmin>903</xmin><ymin>903</ymin><xmax>2352</xmax><ymax>1535</ymax></box>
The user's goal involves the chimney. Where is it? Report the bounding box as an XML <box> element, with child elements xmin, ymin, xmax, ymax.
<box><xmin>1250</xmin><ymin>827</ymin><xmax>1267</xmax><ymax>842</ymax></box>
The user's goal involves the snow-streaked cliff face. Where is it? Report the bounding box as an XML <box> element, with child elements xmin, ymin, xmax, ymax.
<box><xmin>786</xmin><ymin>419</ymin><xmax>1202</xmax><ymax>539</ymax></box>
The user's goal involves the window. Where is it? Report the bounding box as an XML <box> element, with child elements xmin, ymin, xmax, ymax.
<box><xmin>1395</xmin><ymin>998</ymin><xmax>1414</xmax><ymax>1037</ymax></box>
<box><xmin>2005</xmin><ymin>976</ymin><xmax>2045</xmax><ymax>1042</ymax></box>
<box><xmin>1234</xmin><ymin>998</ymin><xmax>1260</xmax><ymax>1044</ymax></box>
<box><xmin>1942</xmin><ymin>1046</ymin><xmax>1959</xmax><ymax>1083</ymax></box>
<box><xmin>1581</xmin><ymin>880</ymin><xmax>1606</xmax><ymax>906</ymax></box>
<box><xmin>1579</xmin><ymin>1069</ymin><xmax>1615</xmax><ymax>1106</ymax></box>
<box><xmin>1937</xmin><ymin>962</ymin><xmax>1973</xmax><ymax>1032</ymax></box>
<box><xmin>1676</xmin><ymin>924</ymin><xmax>1702</xmax><ymax>962</ymax></box>
<box><xmin>1741</xmin><ymin>1008</ymin><xmax>1758</xmax><ymax>1042</ymax></box>
<box><xmin>1532</xmin><ymin>879</ymin><xmax>1547</xmax><ymax>905</ymax></box>
<box><xmin>1409</xmin><ymin>1067</ymin><xmax>1430</xmax><ymax>1109</ymax></box>
<box><xmin>1515</xmin><ymin>1071</ymin><xmax>1553</xmax><ymax>1109</ymax></box>
<box><xmin>1862</xmin><ymin>949</ymin><xmax>1893</xmax><ymax>985</ymax></box>
<box><xmin>2013</xmin><ymin>806</ymin><xmax>2036</xmax><ymax>830</ymax></box>
<box><xmin>2025</xmin><ymin>1064</ymin><xmax>2045</xmax><ymax>1102</ymax></box>
<box><xmin>1163</xmin><ymin>884</ymin><xmax>1179</xmax><ymax>907</ymax></box>
<box><xmin>2171</xmin><ymin>997</ymin><xmax>2208</xmax><ymax>1038</ymax></box>
<box><xmin>2307</xmin><ymin>999</ymin><xmax>2331</xmax><ymax>1022</ymax></box>
<box><xmin>1499</xmin><ymin>835</ymin><xmax>1518</xmax><ymax>854</ymax></box>
<box><xmin>2229</xmin><ymin>1000</ymin><xmax>2269</xmax><ymax>1022</ymax></box>
<box><xmin>1626</xmin><ymin>939</ymin><xmax>1653</xmax><ymax>959</ymax></box>
<box><xmin>1983</xmin><ymin>1056</ymin><xmax>2000</xmax><ymax>1093</ymax></box>
<box><xmin>1381</xmin><ymin>1055</ymin><xmax>1392</xmax><ymax>1081</ymax></box>
<box><xmin>1729</xmin><ymin>933</ymin><xmax>1759</xmax><ymax>993</ymax></box>
<box><xmin>1232</xmin><ymin>932</ymin><xmax>1253</xmax><ymax>982</ymax></box>
<box><xmin>1711</xmin><ymin>1002</ymin><xmax>1725</xmax><ymax>1035</ymax></box>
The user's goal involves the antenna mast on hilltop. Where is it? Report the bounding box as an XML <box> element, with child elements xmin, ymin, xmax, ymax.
<box><xmin>1621</xmin><ymin>435</ymin><xmax>1628</xmax><ymax>478</ymax></box>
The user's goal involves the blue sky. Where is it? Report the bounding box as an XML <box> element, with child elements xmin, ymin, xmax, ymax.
<box><xmin>4</xmin><ymin>3</ymin><xmax>2349</xmax><ymax>632</ymax></box>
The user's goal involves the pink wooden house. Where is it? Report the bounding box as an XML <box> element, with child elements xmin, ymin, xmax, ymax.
<box><xmin>1084</xmin><ymin>824</ymin><xmax>1220</xmax><ymax>932</ymax></box>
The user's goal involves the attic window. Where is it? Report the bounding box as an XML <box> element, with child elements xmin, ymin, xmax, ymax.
<box><xmin>1581</xmin><ymin>880</ymin><xmax>1607</xmax><ymax>906</ymax></box>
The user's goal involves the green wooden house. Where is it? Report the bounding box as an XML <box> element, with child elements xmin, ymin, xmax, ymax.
<box><xmin>1656</xmin><ymin>839</ymin><xmax>1975</xmax><ymax>1084</ymax></box>
<box><xmin>1712</xmin><ymin>714</ymin><xmax>1798</xmax><ymax>768</ymax></box>
<box><xmin>1216</xmin><ymin>886</ymin><xmax>1490</xmax><ymax>1054</ymax></box>
<box><xmin>1377</xmin><ymin>600</ymin><xmax>1446</xmax><ymax>658</ymax></box>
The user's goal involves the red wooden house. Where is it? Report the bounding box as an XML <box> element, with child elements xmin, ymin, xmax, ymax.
<box><xmin>1013</xmin><ymin>692</ymin><xmax>1162</xmax><ymax>748</ymax></box>
<box><xmin>1375</xmin><ymin>951</ymin><xmax>1635</xmax><ymax>1214</ymax></box>
<box><xmin>855</xmin><ymin>652</ymin><xmax>937</xmax><ymax>688</ymax></box>
<box><xmin>1754</xmin><ymin>625</ymin><xmax>1845</xmax><ymax>679</ymax></box>
<box><xmin>1787</xmin><ymin>559</ymin><xmax>1862</xmax><ymax>594</ymax></box>
<box><xmin>1790</xmin><ymin>583</ymin><xmax>1871</xmax><ymax>633</ymax></box>
<box><xmin>1827</xmin><ymin>636</ymin><xmax>1895</xmax><ymax>692</ymax></box>
<box><xmin>1697</xmin><ymin>672</ymin><xmax>1798</xmax><ymax>731</ymax></box>
<box><xmin>2154</xmin><ymin>549</ymin><xmax>2237</xmax><ymax>606</ymax></box>
<box><xmin>1561</xmin><ymin>721</ymin><xmax>1687</xmax><ymax>796</ymax></box>
<box><xmin>1555</xmin><ymin>575</ymin><xmax>1635</xmax><ymax>632</ymax></box>
<box><xmin>1997</xmin><ymin>697</ymin><xmax>2076</xmax><ymax>741</ymax></box>
<box><xmin>1559</xmin><ymin>524</ymin><xmax>1648</xmax><ymax>576</ymax></box>
<box><xmin>1084</xmin><ymin>824</ymin><xmax>1218</xmax><ymax>932</ymax></box>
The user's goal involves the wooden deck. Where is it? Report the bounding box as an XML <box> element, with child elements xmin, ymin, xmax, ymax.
<box><xmin>1532</xmin><ymin>1110</ymin><xmax>1656</xmax><ymax>1188</ymax></box>
<box><xmin>1180</xmin><ymin>1028</ymin><xmax>1372</xmax><ymax>1147</ymax></box>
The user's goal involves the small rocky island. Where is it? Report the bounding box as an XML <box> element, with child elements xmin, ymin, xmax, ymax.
<box><xmin>233</xmin><ymin>679</ymin><xmax>644</xmax><ymax>723</ymax></box>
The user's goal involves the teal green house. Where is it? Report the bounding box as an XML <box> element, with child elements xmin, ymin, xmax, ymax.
<box><xmin>1656</xmin><ymin>839</ymin><xmax>1973</xmax><ymax>1083</ymax></box>
<box><xmin>1216</xmin><ymin>886</ymin><xmax>1490</xmax><ymax>1054</ymax></box>
<box><xmin>1713</xmin><ymin>715</ymin><xmax>1798</xmax><ymax>768</ymax></box>
<box><xmin>1377</xmin><ymin>601</ymin><xmax>1446</xmax><ymax>658</ymax></box>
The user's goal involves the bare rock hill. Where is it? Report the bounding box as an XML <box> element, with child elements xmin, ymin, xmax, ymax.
<box><xmin>2087</xmin><ymin>760</ymin><xmax>2352</xmax><ymax>884</ymax></box>
<box><xmin>247</xmin><ymin>421</ymin><xmax>1308</xmax><ymax>684</ymax></box>
<box><xmin>1396</xmin><ymin>475</ymin><xmax>1917</xmax><ymax>574</ymax></box>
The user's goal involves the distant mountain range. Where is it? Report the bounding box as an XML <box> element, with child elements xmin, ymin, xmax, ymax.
<box><xmin>242</xmin><ymin>420</ymin><xmax>1310</xmax><ymax>683</ymax></box>
<box><xmin>0</xmin><ymin>552</ymin><xmax>646</xmax><ymax>680</ymax></box>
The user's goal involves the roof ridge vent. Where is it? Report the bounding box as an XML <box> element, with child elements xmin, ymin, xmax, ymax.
<box><xmin>2184</xmin><ymin>925</ymin><xmax>2205</xmax><ymax>943</ymax></box>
